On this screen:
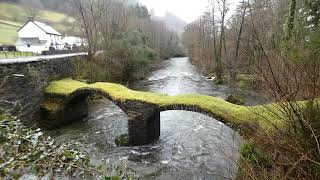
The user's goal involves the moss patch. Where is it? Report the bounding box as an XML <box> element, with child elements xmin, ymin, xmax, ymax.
<box><xmin>115</xmin><ymin>134</ymin><xmax>129</xmax><ymax>147</ymax></box>
<box><xmin>44</xmin><ymin>78</ymin><xmax>308</xmax><ymax>132</ymax></box>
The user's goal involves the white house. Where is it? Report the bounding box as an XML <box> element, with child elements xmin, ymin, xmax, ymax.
<box><xmin>15</xmin><ymin>20</ymin><xmax>63</xmax><ymax>54</ymax></box>
<box><xmin>61</xmin><ymin>36</ymin><xmax>86</xmax><ymax>49</ymax></box>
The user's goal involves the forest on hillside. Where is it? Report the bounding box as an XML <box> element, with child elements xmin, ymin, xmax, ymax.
<box><xmin>183</xmin><ymin>0</ymin><xmax>320</xmax><ymax>179</ymax></box>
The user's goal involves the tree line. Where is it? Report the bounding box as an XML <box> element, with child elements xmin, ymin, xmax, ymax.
<box><xmin>183</xmin><ymin>0</ymin><xmax>320</xmax><ymax>179</ymax></box>
<box><xmin>183</xmin><ymin>0</ymin><xmax>319</xmax><ymax>85</ymax></box>
<box><xmin>71</xmin><ymin>0</ymin><xmax>183</xmax><ymax>83</ymax></box>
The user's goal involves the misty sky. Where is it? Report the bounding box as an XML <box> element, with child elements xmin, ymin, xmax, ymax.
<box><xmin>140</xmin><ymin>0</ymin><xmax>240</xmax><ymax>23</ymax></box>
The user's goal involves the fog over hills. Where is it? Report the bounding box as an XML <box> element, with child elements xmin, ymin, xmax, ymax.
<box><xmin>3</xmin><ymin>0</ymin><xmax>187</xmax><ymax>35</ymax></box>
<box><xmin>151</xmin><ymin>11</ymin><xmax>187</xmax><ymax>35</ymax></box>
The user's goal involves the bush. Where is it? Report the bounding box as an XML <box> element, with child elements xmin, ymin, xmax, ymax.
<box><xmin>214</xmin><ymin>78</ymin><xmax>224</xmax><ymax>85</ymax></box>
<box><xmin>73</xmin><ymin>59</ymin><xmax>112</xmax><ymax>84</ymax></box>
<box><xmin>0</xmin><ymin>110</ymin><xmax>94</xmax><ymax>178</ymax></box>
<box><xmin>108</xmin><ymin>31</ymin><xmax>159</xmax><ymax>82</ymax></box>
<box><xmin>226</xmin><ymin>94</ymin><xmax>245</xmax><ymax>105</ymax></box>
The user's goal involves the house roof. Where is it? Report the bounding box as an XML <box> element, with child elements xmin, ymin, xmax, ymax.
<box><xmin>18</xmin><ymin>20</ymin><xmax>62</xmax><ymax>36</ymax></box>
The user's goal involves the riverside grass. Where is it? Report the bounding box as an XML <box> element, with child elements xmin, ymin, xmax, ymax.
<box><xmin>45</xmin><ymin>78</ymin><xmax>298</xmax><ymax>132</ymax></box>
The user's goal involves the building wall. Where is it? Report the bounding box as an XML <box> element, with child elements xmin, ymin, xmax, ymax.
<box><xmin>18</xmin><ymin>22</ymin><xmax>47</xmax><ymax>39</ymax></box>
<box><xmin>16</xmin><ymin>44</ymin><xmax>48</xmax><ymax>54</ymax></box>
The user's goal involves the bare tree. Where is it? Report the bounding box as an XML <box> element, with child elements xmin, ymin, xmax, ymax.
<box><xmin>216</xmin><ymin>0</ymin><xmax>228</xmax><ymax>81</ymax></box>
<box><xmin>22</xmin><ymin>0</ymin><xmax>43</xmax><ymax>19</ymax></box>
<box><xmin>230</xmin><ymin>1</ymin><xmax>247</xmax><ymax>85</ymax></box>
<box><xmin>72</xmin><ymin>0</ymin><xmax>100</xmax><ymax>59</ymax></box>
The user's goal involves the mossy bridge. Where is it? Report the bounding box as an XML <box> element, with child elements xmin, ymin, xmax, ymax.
<box><xmin>41</xmin><ymin>79</ymin><xmax>279</xmax><ymax>145</ymax></box>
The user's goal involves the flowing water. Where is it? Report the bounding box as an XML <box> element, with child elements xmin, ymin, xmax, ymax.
<box><xmin>50</xmin><ymin>57</ymin><xmax>262</xmax><ymax>179</ymax></box>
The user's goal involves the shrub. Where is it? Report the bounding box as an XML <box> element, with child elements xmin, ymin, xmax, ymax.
<box><xmin>226</xmin><ymin>94</ymin><xmax>245</xmax><ymax>105</ymax></box>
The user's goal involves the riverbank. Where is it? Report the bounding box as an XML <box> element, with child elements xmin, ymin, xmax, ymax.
<box><xmin>0</xmin><ymin>109</ymin><xmax>135</xmax><ymax>179</ymax></box>
<box><xmin>72</xmin><ymin>54</ymin><xmax>167</xmax><ymax>86</ymax></box>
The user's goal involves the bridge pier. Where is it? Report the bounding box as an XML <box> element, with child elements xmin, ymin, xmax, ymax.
<box><xmin>117</xmin><ymin>101</ymin><xmax>160</xmax><ymax>145</ymax></box>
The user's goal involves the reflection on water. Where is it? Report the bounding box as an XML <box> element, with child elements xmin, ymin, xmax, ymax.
<box><xmin>51</xmin><ymin>57</ymin><xmax>251</xmax><ymax>179</ymax></box>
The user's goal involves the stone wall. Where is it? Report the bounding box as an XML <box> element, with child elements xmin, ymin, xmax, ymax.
<box><xmin>0</xmin><ymin>55</ymin><xmax>87</xmax><ymax>125</ymax></box>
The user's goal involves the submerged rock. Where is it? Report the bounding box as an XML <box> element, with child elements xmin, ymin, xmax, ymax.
<box><xmin>115</xmin><ymin>134</ymin><xmax>129</xmax><ymax>147</ymax></box>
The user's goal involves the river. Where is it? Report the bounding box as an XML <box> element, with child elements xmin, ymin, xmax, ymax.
<box><xmin>50</xmin><ymin>57</ymin><xmax>261</xmax><ymax>179</ymax></box>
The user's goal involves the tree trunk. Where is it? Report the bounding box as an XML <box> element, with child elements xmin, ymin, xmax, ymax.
<box><xmin>216</xmin><ymin>0</ymin><xmax>227</xmax><ymax>81</ymax></box>
<box><xmin>282</xmin><ymin>0</ymin><xmax>296</xmax><ymax>53</ymax></box>
<box><xmin>231</xmin><ymin>2</ymin><xmax>247</xmax><ymax>85</ymax></box>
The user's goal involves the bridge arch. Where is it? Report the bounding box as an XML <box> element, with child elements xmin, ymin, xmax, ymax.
<box><xmin>41</xmin><ymin>87</ymin><xmax>231</xmax><ymax>145</ymax></box>
<box><xmin>64</xmin><ymin>88</ymin><xmax>222</xmax><ymax>120</ymax></box>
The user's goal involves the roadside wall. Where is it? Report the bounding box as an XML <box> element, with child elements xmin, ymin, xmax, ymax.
<box><xmin>0</xmin><ymin>54</ymin><xmax>87</xmax><ymax>125</ymax></box>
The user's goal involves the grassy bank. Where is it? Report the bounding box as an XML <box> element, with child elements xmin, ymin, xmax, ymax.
<box><xmin>0</xmin><ymin>51</ymin><xmax>36</xmax><ymax>59</ymax></box>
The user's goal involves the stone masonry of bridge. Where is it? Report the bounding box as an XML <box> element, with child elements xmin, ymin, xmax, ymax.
<box><xmin>41</xmin><ymin>78</ymin><xmax>285</xmax><ymax>145</ymax></box>
<box><xmin>0</xmin><ymin>54</ymin><xmax>87</xmax><ymax>125</ymax></box>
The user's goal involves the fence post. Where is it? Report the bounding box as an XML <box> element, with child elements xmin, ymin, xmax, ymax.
<box><xmin>4</xmin><ymin>51</ymin><xmax>7</xmax><ymax>58</ymax></box>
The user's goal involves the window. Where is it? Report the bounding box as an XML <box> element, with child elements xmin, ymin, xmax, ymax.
<box><xmin>27</xmin><ymin>44</ymin><xmax>31</xmax><ymax>48</ymax></box>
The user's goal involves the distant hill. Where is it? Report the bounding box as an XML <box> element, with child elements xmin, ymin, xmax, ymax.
<box><xmin>151</xmin><ymin>12</ymin><xmax>187</xmax><ymax>35</ymax></box>
<box><xmin>0</xmin><ymin>2</ymin><xmax>76</xmax><ymax>45</ymax></box>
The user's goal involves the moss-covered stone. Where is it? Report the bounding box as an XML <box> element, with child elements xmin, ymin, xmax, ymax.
<box><xmin>43</xmin><ymin>78</ymin><xmax>312</xmax><ymax>133</ymax></box>
<box><xmin>115</xmin><ymin>134</ymin><xmax>129</xmax><ymax>147</ymax></box>
<box><xmin>104</xmin><ymin>176</ymin><xmax>121</xmax><ymax>180</ymax></box>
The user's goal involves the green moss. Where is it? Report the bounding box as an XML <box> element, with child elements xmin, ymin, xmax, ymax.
<box><xmin>104</xmin><ymin>176</ymin><xmax>121</xmax><ymax>180</ymax></box>
<box><xmin>45</xmin><ymin>79</ymin><xmax>88</xmax><ymax>96</ymax></box>
<box><xmin>115</xmin><ymin>134</ymin><xmax>129</xmax><ymax>147</ymax></box>
<box><xmin>44</xmin><ymin>78</ymin><xmax>308</xmax><ymax>132</ymax></box>
<box><xmin>40</xmin><ymin>100</ymin><xmax>63</xmax><ymax>112</ymax></box>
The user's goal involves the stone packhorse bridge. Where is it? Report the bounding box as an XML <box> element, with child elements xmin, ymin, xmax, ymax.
<box><xmin>41</xmin><ymin>79</ymin><xmax>279</xmax><ymax>145</ymax></box>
